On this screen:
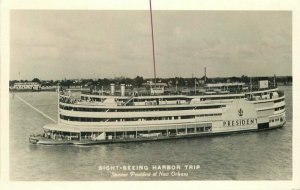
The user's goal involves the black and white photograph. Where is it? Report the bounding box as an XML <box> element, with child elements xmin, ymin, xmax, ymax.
<box><xmin>1</xmin><ymin>0</ymin><xmax>299</xmax><ymax>189</ymax></box>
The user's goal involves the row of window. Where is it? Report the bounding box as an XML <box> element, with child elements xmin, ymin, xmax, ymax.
<box><xmin>200</xmin><ymin>96</ymin><xmax>243</xmax><ymax>101</ymax></box>
<box><xmin>81</xmin><ymin>96</ymin><xmax>243</xmax><ymax>102</ymax></box>
<box><xmin>274</xmin><ymin>98</ymin><xmax>285</xmax><ymax>103</ymax></box>
<box><xmin>81</xmin><ymin>97</ymin><xmax>190</xmax><ymax>102</ymax></box>
<box><xmin>269</xmin><ymin>116</ymin><xmax>285</xmax><ymax>123</ymax></box>
<box><xmin>103</xmin><ymin>124</ymin><xmax>213</xmax><ymax>139</ymax></box>
<box><xmin>59</xmin><ymin>105</ymin><xmax>223</xmax><ymax>112</ymax></box>
<box><xmin>59</xmin><ymin>114</ymin><xmax>221</xmax><ymax>122</ymax></box>
<box><xmin>275</xmin><ymin>106</ymin><xmax>285</xmax><ymax>111</ymax></box>
<box><xmin>196</xmin><ymin>113</ymin><xmax>222</xmax><ymax>117</ymax></box>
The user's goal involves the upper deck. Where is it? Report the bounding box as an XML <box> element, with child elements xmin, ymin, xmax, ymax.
<box><xmin>58</xmin><ymin>82</ymin><xmax>284</xmax><ymax>109</ymax></box>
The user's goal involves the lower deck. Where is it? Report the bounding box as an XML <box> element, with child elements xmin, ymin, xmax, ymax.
<box><xmin>29</xmin><ymin>122</ymin><xmax>285</xmax><ymax>145</ymax></box>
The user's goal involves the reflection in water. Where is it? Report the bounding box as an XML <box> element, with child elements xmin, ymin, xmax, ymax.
<box><xmin>10</xmin><ymin>86</ymin><xmax>292</xmax><ymax>180</ymax></box>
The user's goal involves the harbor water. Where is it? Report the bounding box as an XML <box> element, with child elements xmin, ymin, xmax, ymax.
<box><xmin>9</xmin><ymin>86</ymin><xmax>292</xmax><ymax>180</ymax></box>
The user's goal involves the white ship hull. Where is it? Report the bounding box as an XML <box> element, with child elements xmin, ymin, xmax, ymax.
<box><xmin>29</xmin><ymin>87</ymin><xmax>286</xmax><ymax>145</ymax></box>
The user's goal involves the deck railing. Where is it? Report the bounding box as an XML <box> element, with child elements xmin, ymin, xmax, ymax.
<box><xmin>59</xmin><ymin>85</ymin><xmax>280</xmax><ymax>105</ymax></box>
<box><xmin>79</xmin><ymin>84</ymin><xmax>278</xmax><ymax>97</ymax></box>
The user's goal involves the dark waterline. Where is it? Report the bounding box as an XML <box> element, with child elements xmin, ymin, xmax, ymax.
<box><xmin>9</xmin><ymin>86</ymin><xmax>292</xmax><ymax>180</ymax></box>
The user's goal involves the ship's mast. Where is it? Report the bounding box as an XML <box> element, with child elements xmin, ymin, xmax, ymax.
<box><xmin>250</xmin><ymin>77</ymin><xmax>253</xmax><ymax>98</ymax></box>
<box><xmin>194</xmin><ymin>78</ymin><xmax>197</xmax><ymax>95</ymax></box>
<box><xmin>204</xmin><ymin>67</ymin><xmax>207</xmax><ymax>84</ymax></box>
<box><xmin>57</xmin><ymin>84</ymin><xmax>60</xmax><ymax>124</ymax></box>
<box><xmin>149</xmin><ymin>0</ymin><xmax>157</xmax><ymax>87</ymax></box>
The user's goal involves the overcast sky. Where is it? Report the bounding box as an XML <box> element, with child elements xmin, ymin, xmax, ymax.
<box><xmin>10</xmin><ymin>10</ymin><xmax>291</xmax><ymax>80</ymax></box>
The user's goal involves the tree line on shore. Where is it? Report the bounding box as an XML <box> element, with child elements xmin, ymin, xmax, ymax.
<box><xmin>9</xmin><ymin>75</ymin><xmax>293</xmax><ymax>88</ymax></box>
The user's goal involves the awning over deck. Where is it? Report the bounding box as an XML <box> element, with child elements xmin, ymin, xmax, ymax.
<box><xmin>43</xmin><ymin>123</ymin><xmax>81</xmax><ymax>133</ymax></box>
<box><xmin>43</xmin><ymin>121</ymin><xmax>209</xmax><ymax>133</ymax></box>
<box><xmin>43</xmin><ymin>123</ymin><xmax>110</xmax><ymax>133</ymax></box>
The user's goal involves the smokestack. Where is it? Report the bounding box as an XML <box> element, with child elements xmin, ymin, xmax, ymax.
<box><xmin>204</xmin><ymin>67</ymin><xmax>207</xmax><ymax>83</ymax></box>
<box><xmin>110</xmin><ymin>83</ymin><xmax>115</xmax><ymax>95</ymax></box>
<box><xmin>121</xmin><ymin>84</ymin><xmax>125</xmax><ymax>96</ymax></box>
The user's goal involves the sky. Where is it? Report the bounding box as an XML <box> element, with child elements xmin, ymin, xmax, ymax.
<box><xmin>10</xmin><ymin>10</ymin><xmax>292</xmax><ymax>80</ymax></box>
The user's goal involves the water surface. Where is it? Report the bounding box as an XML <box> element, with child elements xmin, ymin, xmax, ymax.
<box><xmin>9</xmin><ymin>86</ymin><xmax>292</xmax><ymax>180</ymax></box>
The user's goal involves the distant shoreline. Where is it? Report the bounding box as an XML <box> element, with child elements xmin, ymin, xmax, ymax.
<box><xmin>9</xmin><ymin>83</ymin><xmax>292</xmax><ymax>93</ymax></box>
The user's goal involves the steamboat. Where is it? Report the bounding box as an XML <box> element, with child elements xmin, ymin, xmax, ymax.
<box><xmin>29</xmin><ymin>0</ymin><xmax>286</xmax><ymax>145</ymax></box>
<box><xmin>29</xmin><ymin>80</ymin><xmax>286</xmax><ymax>145</ymax></box>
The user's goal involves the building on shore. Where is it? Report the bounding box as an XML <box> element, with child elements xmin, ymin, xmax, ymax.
<box><xmin>11</xmin><ymin>82</ymin><xmax>41</xmax><ymax>91</ymax></box>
